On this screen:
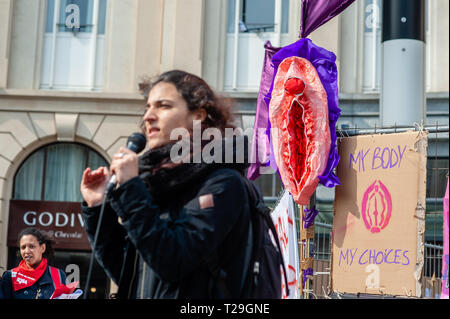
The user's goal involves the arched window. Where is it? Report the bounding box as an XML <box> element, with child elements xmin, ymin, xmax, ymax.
<box><xmin>13</xmin><ymin>143</ymin><xmax>108</xmax><ymax>202</ymax></box>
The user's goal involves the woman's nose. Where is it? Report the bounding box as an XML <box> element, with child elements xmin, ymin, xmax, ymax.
<box><xmin>143</xmin><ymin>106</ymin><xmax>157</xmax><ymax>121</ymax></box>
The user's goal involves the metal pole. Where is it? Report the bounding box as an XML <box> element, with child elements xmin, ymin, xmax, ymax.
<box><xmin>380</xmin><ymin>0</ymin><xmax>426</xmax><ymax>126</ymax></box>
<box><xmin>232</xmin><ymin>0</ymin><xmax>241</xmax><ymax>90</ymax></box>
<box><xmin>339</xmin><ymin>124</ymin><xmax>449</xmax><ymax>136</ymax></box>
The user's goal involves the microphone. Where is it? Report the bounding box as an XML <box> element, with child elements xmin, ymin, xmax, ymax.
<box><xmin>106</xmin><ymin>132</ymin><xmax>147</xmax><ymax>194</ymax></box>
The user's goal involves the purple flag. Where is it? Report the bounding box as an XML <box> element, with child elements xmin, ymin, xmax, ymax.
<box><xmin>300</xmin><ymin>0</ymin><xmax>356</xmax><ymax>38</ymax></box>
<box><xmin>247</xmin><ymin>41</ymin><xmax>281</xmax><ymax>180</ymax></box>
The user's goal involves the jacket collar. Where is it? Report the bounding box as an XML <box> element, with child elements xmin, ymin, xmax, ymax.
<box><xmin>138</xmin><ymin>136</ymin><xmax>250</xmax><ymax>206</ymax></box>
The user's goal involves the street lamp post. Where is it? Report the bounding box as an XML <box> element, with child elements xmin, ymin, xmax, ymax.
<box><xmin>381</xmin><ymin>0</ymin><xmax>426</xmax><ymax>126</ymax></box>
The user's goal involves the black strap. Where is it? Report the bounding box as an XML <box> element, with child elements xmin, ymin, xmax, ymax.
<box><xmin>204</xmin><ymin>178</ymin><xmax>289</xmax><ymax>299</ymax></box>
<box><xmin>240</xmin><ymin>220</ymin><xmax>253</xmax><ymax>292</ymax></box>
<box><xmin>204</xmin><ymin>251</ymin><xmax>231</xmax><ymax>299</ymax></box>
<box><xmin>262</xmin><ymin>210</ymin><xmax>290</xmax><ymax>297</ymax></box>
<box><xmin>246</xmin><ymin>177</ymin><xmax>289</xmax><ymax>297</ymax></box>
<box><xmin>204</xmin><ymin>178</ymin><xmax>255</xmax><ymax>299</ymax></box>
<box><xmin>116</xmin><ymin>239</ymin><xmax>136</xmax><ymax>299</ymax></box>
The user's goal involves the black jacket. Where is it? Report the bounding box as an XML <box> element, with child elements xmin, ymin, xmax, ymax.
<box><xmin>82</xmin><ymin>167</ymin><xmax>252</xmax><ymax>299</ymax></box>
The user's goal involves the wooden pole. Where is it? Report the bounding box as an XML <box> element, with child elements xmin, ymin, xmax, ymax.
<box><xmin>298</xmin><ymin>193</ymin><xmax>316</xmax><ymax>298</ymax></box>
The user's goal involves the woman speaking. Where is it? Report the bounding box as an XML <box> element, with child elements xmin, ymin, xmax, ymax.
<box><xmin>80</xmin><ymin>70</ymin><xmax>255</xmax><ymax>299</ymax></box>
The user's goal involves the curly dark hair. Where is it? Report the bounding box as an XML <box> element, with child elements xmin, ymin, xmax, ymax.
<box><xmin>18</xmin><ymin>227</ymin><xmax>55</xmax><ymax>259</ymax></box>
<box><xmin>139</xmin><ymin>70</ymin><xmax>236</xmax><ymax>133</ymax></box>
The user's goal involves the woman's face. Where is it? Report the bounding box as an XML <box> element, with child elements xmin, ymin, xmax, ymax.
<box><xmin>19</xmin><ymin>235</ymin><xmax>45</xmax><ymax>268</ymax></box>
<box><xmin>143</xmin><ymin>82</ymin><xmax>205</xmax><ymax>150</ymax></box>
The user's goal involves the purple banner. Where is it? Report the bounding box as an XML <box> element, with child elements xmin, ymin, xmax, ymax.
<box><xmin>248</xmin><ymin>41</ymin><xmax>281</xmax><ymax>180</ymax></box>
<box><xmin>300</xmin><ymin>0</ymin><xmax>356</xmax><ymax>38</ymax></box>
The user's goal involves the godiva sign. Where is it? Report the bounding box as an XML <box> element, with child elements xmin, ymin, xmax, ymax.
<box><xmin>8</xmin><ymin>200</ymin><xmax>91</xmax><ymax>251</ymax></box>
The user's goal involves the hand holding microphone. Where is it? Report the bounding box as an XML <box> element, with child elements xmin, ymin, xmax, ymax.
<box><xmin>107</xmin><ymin>133</ymin><xmax>147</xmax><ymax>194</ymax></box>
<box><xmin>81</xmin><ymin>133</ymin><xmax>147</xmax><ymax>206</ymax></box>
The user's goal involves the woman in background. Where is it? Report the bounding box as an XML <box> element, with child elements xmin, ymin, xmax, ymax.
<box><xmin>0</xmin><ymin>227</ymin><xmax>66</xmax><ymax>299</ymax></box>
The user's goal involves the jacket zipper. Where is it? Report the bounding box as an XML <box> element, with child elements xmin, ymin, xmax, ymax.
<box><xmin>253</xmin><ymin>262</ymin><xmax>260</xmax><ymax>286</ymax></box>
<box><xmin>140</xmin><ymin>260</ymin><xmax>146</xmax><ymax>299</ymax></box>
<box><xmin>35</xmin><ymin>288</ymin><xmax>41</xmax><ymax>299</ymax></box>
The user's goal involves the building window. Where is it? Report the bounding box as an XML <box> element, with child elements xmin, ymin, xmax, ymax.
<box><xmin>13</xmin><ymin>143</ymin><xmax>108</xmax><ymax>202</ymax></box>
<box><xmin>362</xmin><ymin>0</ymin><xmax>430</xmax><ymax>92</ymax></box>
<box><xmin>224</xmin><ymin>0</ymin><xmax>290</xmax><ymax>92</ymax></box>
<box><xmin>40</xmin><ymin>0</ymin><xmax>107</xmax><ymax>91</ymax></box>
<box><xmin>362</xmin><ymin>0</ymin><xmax>382</xmax><ymax>92</ymax></box>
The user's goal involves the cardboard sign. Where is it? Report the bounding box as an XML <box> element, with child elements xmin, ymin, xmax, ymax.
<box><xmin>272</xmin><ymin>191</ymin><xmax>300</xmax><ymax>299</ymax></box>
<box><xmin>331</xmin><ymin>131</ymin><xmax>428</xmax><ymax>297</ymax></box>
<box><xmin>8</xmin><ymin>200</ymin><xmax>91</xmax><ymax>251</ymax></box>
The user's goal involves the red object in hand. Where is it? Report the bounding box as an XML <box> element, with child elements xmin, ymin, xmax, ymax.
<box><xmin>269</xmin><ymin>56</ymin><xmax>331</xmax><ymax>205</ymax></box>
<box><xmin>50</xmin><ymin>281</ymin><xmax>79</xmax><ymax>299</ymax></box>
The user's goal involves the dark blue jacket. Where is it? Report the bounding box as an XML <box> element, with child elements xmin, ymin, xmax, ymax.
<box><xmin>0</xmin><ymin>265</ymin><xmax>66</xmax><ymax>299</ymax></box>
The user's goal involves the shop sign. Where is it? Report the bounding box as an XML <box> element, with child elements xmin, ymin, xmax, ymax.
<box><xmin>8</xmin><ymin>200</ymin><xmax>91</xmax><ymax>251</ymax></box>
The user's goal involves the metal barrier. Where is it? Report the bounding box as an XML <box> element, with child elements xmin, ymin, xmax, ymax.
<box><xmin>300</xmin><ymin>124</ymin><xmax>448</xmax><ymax>298</ymax></box>
<box><xmin>310</xmin><ymin>220</ymin><xmax>445</xmax><ymax>298</ymax></box>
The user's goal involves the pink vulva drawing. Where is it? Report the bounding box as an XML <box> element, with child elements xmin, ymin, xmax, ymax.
<box><xmin>361</xmin><ymin>180</ymin><xmax>392</xmax><ymax>233</ymax></box>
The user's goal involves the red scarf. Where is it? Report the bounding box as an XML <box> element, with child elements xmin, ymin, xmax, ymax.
<box><xmin>11</xmin><ymin>258</ymin><xmax>48</xmax><ymax>291</ymax></box>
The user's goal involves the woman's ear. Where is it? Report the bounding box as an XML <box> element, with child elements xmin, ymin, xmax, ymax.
<box><xmin>40</xmin><ymin>243</ymin><xmax>46</xmax><ymax>255</ymax></box>
<box><xmin>194</xmin><ymin>108</ymin><xmax>207</xmax><ymax>122</ymax></box>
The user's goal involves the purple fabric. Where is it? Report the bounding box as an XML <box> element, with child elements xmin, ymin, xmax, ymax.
<box><xmin>303</xmin><ymin>268</ymin><xmax>314</xmax><ymax>288</ymax></box>
<box><xmin>303</xmin><ymin>206</ymin><xmax>319</xmax><ymax>229</ymax></box>
<box><xmin>248</xmin><ymin>38</ymin><xmax>341</xmax><ymax>188</ymax></box>
<box><xmin>300</xmin><ymin>0</ymin><xmax>356</xmax><ymax>38</ymax></box>
<box><xmin>270</xmin><ymin>38</ymin><xmax>341</xmax><ymax>188</ymax></box>
<box><xmin>248</xmin><ymin>41</ymin><xmax>281</xmax><ymax>180</ymax></box>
